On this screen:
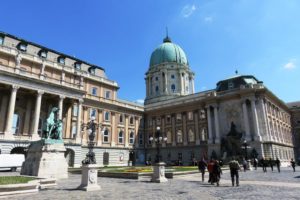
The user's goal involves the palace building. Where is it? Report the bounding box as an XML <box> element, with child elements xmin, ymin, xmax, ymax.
<box><xmin>0</xmin><ymin>31</ymin><xmax>296</xmax><ymax>167</ymax></box>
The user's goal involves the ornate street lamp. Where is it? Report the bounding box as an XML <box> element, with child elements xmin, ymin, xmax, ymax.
<box><xmin>243</xmin><ymin>140</ymin><xmax>248</xmax><ymax>161</ymax></box>
<box><xmin>82</xmin><ymin>117</ymin><xmax>98</xmax><ymax>165</ymax></box>
<box><xmin>149</xmin><ymin>126</ymin><xmax>167</xmax><ymax>163</ymax></box>
<box><xmin>78</xmin><ymin>116</ymin><xmax>101</xmax><ymax>191</ymax></box>
<box><xmin>150</xmin><ymin>126</ymin><xmax>168</xmax><ymax>183</ymax></box>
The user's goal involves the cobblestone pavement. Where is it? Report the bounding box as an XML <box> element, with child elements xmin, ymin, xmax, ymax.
<box><xmin>1</xmin><ymin>167</ymin><xmax>300</xmax><ymax>200</ymax></box>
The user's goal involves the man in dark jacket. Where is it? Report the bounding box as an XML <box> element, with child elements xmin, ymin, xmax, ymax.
<box><xmin>198</xmin><ymin>158</ymin><xmax>207</xmax><ymax>182</ymax></box>
<box><xmin>275</xmin><ymin>158</ymin><xmax>281</xmax><ymax>173</ymax></box>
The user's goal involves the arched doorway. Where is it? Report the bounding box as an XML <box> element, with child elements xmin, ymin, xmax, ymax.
<box><xmin>64</xmin><ymin>148</ymin><xmax>75</xmax><ymax>167</ymax></box>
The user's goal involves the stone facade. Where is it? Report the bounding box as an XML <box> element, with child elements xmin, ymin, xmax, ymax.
<box><xmin>0</xmin><ymin>32</ymin><xmax>144</xmax><ymax>167</ymax></box>
<box><xmin>0</xmin><ymin>32</ymin><xmax>297</xmax><ymax>167</ymax></box>
<box><xmin>287</xmin><ymin>101</ymin><xmax>300</xmax><ymax>161</ymax></box>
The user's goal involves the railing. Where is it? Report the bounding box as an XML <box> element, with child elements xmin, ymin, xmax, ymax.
<box><xmin>0</xmin><ymin>44</ymin><xmax>118</xmax><ymax>87</ymax></box>
<box><xmin>0</xmin><ymin>62</ymin><xmax>82</xmax><ymax>90</ymax></box>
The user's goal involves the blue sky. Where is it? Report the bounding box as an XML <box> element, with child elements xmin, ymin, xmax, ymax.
<box><xmin>1</xmin><ymin>0</ymin><xmax>299</xmax><ymax>103</ymax></box>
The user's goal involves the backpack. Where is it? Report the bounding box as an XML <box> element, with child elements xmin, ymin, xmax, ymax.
<box><xmin>229</xmin><ymin>160</ymin><xmax>240</xmax><ymax>170</ymax></box>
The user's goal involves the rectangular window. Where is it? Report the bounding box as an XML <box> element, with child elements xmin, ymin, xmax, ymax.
<box><xmin>71</xmin><ymin>123</ymin><xmax>77</xmax><ymax>138</ymax></box>
<box><xmin>228</xmin><ymin>81</ymin><xmax>234</xmax><ymax>89</ymax></box>
<box><xmin>40</xmin><ymin>51</ymin><xmax>47</xmax><ymax>58</ymax></box>
<box><xmin>91</xmin><ymin>87</ymin><xmax>97</xmax><ymax>96</ymax></box>
<box><xmin>19</xmin><ymin>43</ymin><xmax>27</xmax><ymax>52</ymax></box>
<box><xmin>139</xmin><ymin>133</ymin><xmax>143</xmax><ymax>145</ymax></box>
<box><xmin>90</xmin><ymin>108</ymin><xmax>96</xmax><ymax>118</ymax></box>
<box><xmin>75</xmin><ymin>62</ymin><xmax>81</xmax><ymax>70</ymax></box>
<box><xmin>105</xmin><ymin>90</ymin><xmax>111</xmax><ymax>99</ymax></box>
<box><xmin>58</xmin><ymin>57</ymin><xmax>65</xmax><ymax>65</ymax></box>
<box><xmin>73</xmin><ymin>104</ymin><xmax>78</xmax><ymax>117</ymax></box>
<box><xmin>104</xmin><ymin>111</ymin><xmax>110</xmax><ymax>121</ymax></box>
<box><xmin>118</xmin><ymin>132</ymin><xmax>124</xmax><ymax>144</ymax></box>
<box><xmin>90</xmin><ymin>68</ymin><xmax>95</xmax><ymax>75</ymax></box>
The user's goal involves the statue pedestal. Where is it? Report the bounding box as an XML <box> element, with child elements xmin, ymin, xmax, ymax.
<box><xmin>21</xmin><ymin>139</ymin><xmax>68</xmax><ymax>179</ymax></box>
<box><xmin>151</xmin><ymin>162</ymin><xmax>168</xmax><ymax>183</ymax></box>
<box><xmin>78</xmin><ymin>164</ymin><xmax>101</xmax><ymax>192</ymax></box>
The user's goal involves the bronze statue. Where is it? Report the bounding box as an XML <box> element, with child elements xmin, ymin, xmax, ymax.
<box><xmin>42</xmin><ymin>107</ymin><xmax>63</xmax><ymax>141</ymax></box>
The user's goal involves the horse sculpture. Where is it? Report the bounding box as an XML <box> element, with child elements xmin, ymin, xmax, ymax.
<box><xmin>42</xmin><ymin>107</ymin><xmax>62</xmax><ymax>140</ymax></box>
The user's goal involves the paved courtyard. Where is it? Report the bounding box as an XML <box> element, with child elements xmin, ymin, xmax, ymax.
<box><xmin>1</xmin><ymin>167</ymin><xmax>300</xmax><ymax>200</ymax></box>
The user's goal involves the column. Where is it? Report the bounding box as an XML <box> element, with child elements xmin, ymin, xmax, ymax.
<box><xmin>0</xmin><ymin>95</ymin><xmax>8</xmax><ymax>133</ymax></box>
<box><xmin>163</xmin><ymin>70</ymin><xmax>168</xmax><ymax>94</ymax></box>
<box><xmin>134</xmin><ymin>117</ymin><xmax>140</xmax><ymax>147</ymax></box>
<box><xmin>171</xmin><ymin>114</ymin><xmax>176</xmax><ymax>146</ymax></box>
<box><xmin>75</xmin><ymin>99</ymin><xmax>83</xmax><ymax>144</ymax></box>
<box><xmin>213</xmin><ymin>105</ymin><xmax>220</xmax><ymax>143</ymax></box>
<box><xmin>194</xmin><ymin>110</ymin><xmax>200</xmax><ymax>145</ymax></box>
<box><xmin>251</xmin><ymin>99</ymin><xmax>262</xmax><ymax>141</ymax></box>
<box><xmin>206</xmin><ymin>106</ymin><xmax>213</xmax><ymax>144</ymax></box>
<box><xmin>242</xmin><ymin>101</ymin><xmax>251</xmax><ymax>141</ymax></box>
<box><xmin>111</xmin><ymin>112</ymin><xmax>116</xmax><ymax>146</ymax></box>
<box><xmin>23</xmin><ymin>98</ymin><xmax>32</xmax><ymax>135</ymax></box>
<box><xmin>125</xmin><ymin>115</ymin><xmax>129</xmax><ymax>147</ymax></box>
<box><xmin>58</xmin><ymin>95</ymin><xmax>65</xmax><ymax>120</ymax></box>
<box><xmin>264</xmin><ymin>101</ymin><xmax>273</xmax><ymax>141</ymax></box>
<box><xmin>161</xmin><ymin>116</ymin><xmax>166</xmax><ymax>147</ymax></box>
<box><xmin>182</xmin><ymin>112</ymin><xmax>188</xmax><ymax>145</ymax></box>
<box><xmin>32</xmin><ymin>90</ymin><xmax>44</xmax><ymax>140</ymax></box>
<box><xmin>4</xmin><ymin>85</ymin><xmax>19</xmax><ymax>139</ymax></box>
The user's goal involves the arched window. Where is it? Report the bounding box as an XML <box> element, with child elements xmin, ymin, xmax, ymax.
<box><xmin>177</xmin><ymin>130</ymin><xmax>183</xmax><ymax>143</ymax></box>
<box><xmin>155</xmin><ymin>86</ymin><xmax>159</xmax><ymax>93</ymax></box>
<box><xmin>105</xmin><ymin>111</ymin><xmax>110</xmax><ymax>121</ymax></box>
<box><xmin>118</xmin><ymin>131</ymin><xmax>124</xmax><ymax>144</ymax></box>
<box><xmin>12</xmin><ymin>113</ymin><xmax>20</xmax><ymax>135</ymax></box>
<box><xmin>129</xmin><ymin>131</ymin><xmax>134</xmax><ymax>144</ymax></box>
<box><xmin>188</xmin><ymin>129</ymin><xmax>195</xmax><ymax>142</ymax></box>
<box><xmin>103</xmin><ymin>129</ymin><xmax>109</xmax><ymax>143</ymax></box>
<box><xmin>171</xmin><ymin>84</ymin><xmax>176</xmax><ymax>92</ymax></box>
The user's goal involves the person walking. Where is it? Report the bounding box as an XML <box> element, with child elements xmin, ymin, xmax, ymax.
<box><xmin>229</xmin><ymin>157</ymin><xmax>240</xmax><ymax>187</ymax></box>
<box><xmin>269</xmin><ymin>158</ymin><xmax>273</xmax><ymax>172</ymax></box>
<box><xmin>212</xmin><ymin>160</ymin><xmax>222</xmax><ymax>186</ymax></box>
<box><xmin>275</xmin><ymin>158</ymin><xmax>281</xmax><ymax>173</ymax></box>
<box><xmin>261</xmin><ymin>157</ymin><xmax>267</xmax><ymax>172</ymax></box>
<box><xmin>207</xmin><ymin>159</ymin><xmax>215</xmax><ymax>184</ymax></box>
<box><xmin>291</xmin><ymin>158</ymin><xmax>296</xmax><ymax>172</ymax></box>
<box><xmin>253</xmin><ymin>158</ymin><xmax>258</xmax><ymax>170</ymax></box>
<box><xmin>198</xmin><ymin>158</ymin><xmax>207</xmax><ymax>182</ymax></box>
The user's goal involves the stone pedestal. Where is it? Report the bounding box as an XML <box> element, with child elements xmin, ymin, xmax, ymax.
<box><xmin>21</xmin><ymin>139</ymin><xmax>68</xmax><ymax>179</ymax></box>
<box><xmin>151</xmin><ymin>162</ymin><xmax>168</xmax><ymax>183</ymax></box>
<box><xmin>78</xmin><ymin>164</ymin><xmax>101</xmax><ymax>191</ymax></box>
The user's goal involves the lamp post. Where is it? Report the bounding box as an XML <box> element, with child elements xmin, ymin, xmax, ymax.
<box><xmin>150</xmin><ymin>126</ymin><xmax>168</xmax><ymax>183</ymax></box>
<box><xmin>82</xmin><ymin>117</ymin><xmax>98</xmax><ymax>165</ymax></box>
<box><xmin>78</xmin><ymin>117</ymin><xmax>101</xmax><ymax>191</ymax></box>
<box><xmin>243</xmin><ymin>140</ymin><xmax>248</xmax><ymax>161</ymax></box>
<box><xmin>149</xmin><ymin>126</ymin><xmax>167</xmax><ymax>163</ymax></box>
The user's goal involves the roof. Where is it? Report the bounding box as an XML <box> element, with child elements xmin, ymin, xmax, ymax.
<box><xmin>0</xmin><ymin>31</ymin><xmax>105</xmax><ymax>71</ymax></box>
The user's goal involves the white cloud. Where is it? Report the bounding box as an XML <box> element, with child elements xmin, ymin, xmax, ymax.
<box><xmin>283</xmin><ymin>60</ymin><xmax>296</xmax><ymax>70</ymax></box>
<box><xmin>135</xmin><ymin>99</ymin><xmax>144</xmax><ymax>104</ymax></box>
<box><xmin>181</xmin><ymin>4</ymin><xmax>196</xmax><ymax>18</ymax></box>
<box><xmin>204</xmin><ymin>16</ymin><xmax>213</xmax><ymax>23</ymax></box>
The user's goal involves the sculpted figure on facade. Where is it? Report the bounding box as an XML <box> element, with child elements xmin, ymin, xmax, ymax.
<box><xmin>221</xmin><ymin>122</ymin><xmax>243</xmax><ymax>158</ymax></box>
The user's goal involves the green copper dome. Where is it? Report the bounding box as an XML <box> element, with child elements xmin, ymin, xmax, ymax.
<box><xmin>149</xmin><ymin>37</ymin><xmax>189</xmax><ymax>68</ymax></box>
